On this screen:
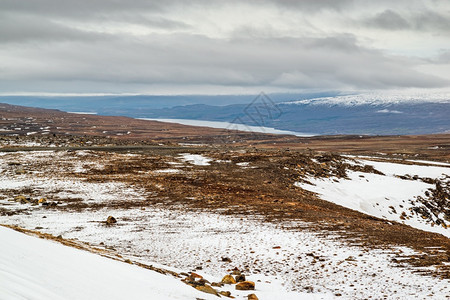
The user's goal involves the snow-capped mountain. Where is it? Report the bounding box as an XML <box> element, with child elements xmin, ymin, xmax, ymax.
<box><xmin>284</xmin><ymin>92</ymin><xmax>450</xmax><ymax>107</ymax></box>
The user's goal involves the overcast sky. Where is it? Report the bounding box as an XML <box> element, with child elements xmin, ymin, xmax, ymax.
<box><xmin>1</xmin><ymin>0</ymin><xmax>449</xmax><ymax>95</ymax></box>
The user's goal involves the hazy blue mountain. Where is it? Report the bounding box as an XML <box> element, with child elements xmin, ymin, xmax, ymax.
<box><xmin>1</xmin><ymin>92</ymin><xmax>448</xmax><ymax>135</ymax></box>
<box><xmin>0</xmin><ymin>92</ymin><xmax>336</xmax><ymax>112</ymax></box>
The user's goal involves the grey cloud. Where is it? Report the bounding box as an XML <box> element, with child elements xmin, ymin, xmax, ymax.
<box><xmin>0</xmin><ymin>0</ymin><xmax>449</xmax><ymax>93</ymax></box>
<box><xmin>0</xmin><ymin>1</ymin><xmax>190</xmax><ymax>33</ymax></box>
<box><xmin>0</xmin><ymin>0</ymin><xmax>165</xmax><ymax>19</ymax></box>
<box><xmin>0</xmin><ymin>33</ymin><xmax>447</xmax><ymax>91</ymax></box>
<box><xmin>364</xmin><ymin>10</ymin><xmax>410</xmax><ymax>30</ymax></box>
<box><xmin>362</xmin><ymin>8</ymin><xmax>450</xmax><ymax>32</ymax></box>
<box><xmin>413</xmin><ymin>10</ymin><xmax>450</xmax><ymax>31</ymax></box>
<box><xmin>115</xmin><ymin>14</ymin><xmax>191</xmax><ymax>30</ymax></box>
<box><xmin>260</xmin><ymin>0</ymin><xmax>355</xmax><ymax>12</ymax></box>
<box><xmin>0</xmin><ymin>13</ymin><xmax>109</xmax><ymax>43</ymax></box>
<box><xmin>0</xmin><ymin>0</ymin><xmax>353</xmax><ymax>18</ymax></box>
<box><xmin>427</xmin><ymin>50</ymin><xmax>450</xmax><ymax>64</ymax></box>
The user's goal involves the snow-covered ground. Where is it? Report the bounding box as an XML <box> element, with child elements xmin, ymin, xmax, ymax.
<box><xmin>296</xmin><ymin>157</ymin><xmax>450</xmax><ymax>237</ymax></box>
<box><xmin>0</xmin><ymin>226</ymin><xmax>218</xmax><ymax>300</ymax></box>
<box><xmin>2</xmin><ymin>204</ymin><xmax>450</xmax><ymax>299</ymax></box>
<box><xmin>0</xmin><ymin>224</ymin><xmax>335</xmax><ymax>300</ymax></box>
<box><xmin>1</xmin><ymin>150</ymin><xmax>450</xmax><ymax>299</ymax></box>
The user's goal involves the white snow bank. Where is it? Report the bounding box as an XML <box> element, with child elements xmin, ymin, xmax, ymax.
<box><xmin>0</xmin><ymin>225</ymin><xmax>331</xmax><ymax>300</ymax></box>
<box><xmin>179</xmin><ymin>153</ymin><xmax>212</xmax><ymax>166</ymax></box>
<box><xmin>153</xmin><ymin>169</ymin><xmax>182</xmax><ymax>174</ymax></box>
<box><xmin>405</xmin><ymin>160</ymin><xmax>450</xmax><ymax>167</ymax></box>
<box><xmin>0</xmin><ymin>226</ymin><xmax>217</xmax><ymax>300</ymax></box>
<box><xmin>357</xmin><ymin>159</ymin><xmax>449</xmax><ymax>179</ymax></box>
<box><xmin>296</xmin><ymin>158</ymin><xmax>449</xmax><ymax>237</ymax></box>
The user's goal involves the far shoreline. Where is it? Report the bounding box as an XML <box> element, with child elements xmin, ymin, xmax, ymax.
<box><xmin>139</xmin><ymin>118</ymin><xmax>316</xmax><ymax>137</ymax></box>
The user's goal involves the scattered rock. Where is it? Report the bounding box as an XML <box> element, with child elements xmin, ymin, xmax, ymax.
<box><xmin>211</xmin><ymin>282</ymin><xmax>223</xmax><ymax>287</ymax></box>
<box><xmin>197</xmin><ymin>279</ymin><xmax>210</xmax><ymax>286</ymax></box>
<box><xmin>221</xmin><ymin>257</ymin><xmax>232</xmax><ymax>263</ymax></box>
<box><xmin>248</xmin><ymin>294</ymin><xmax>259</xmax><ymax>300</ymax></box>
<box><xmin>235</xmin><ymin>281</ymin><xmax>255</xmax><ymax>290</ymax></box>
<box><xmin>221</xmin><ymin>274</ymin><xmax>236</xmax><ymax>284</ymax></box>
<box><xmin>14</xmin><ymin>195</ymin><xmax>28</xmax><ymax>204</ymax></box>
<box><xmin>231</xmin><ymin>268</ymin><xmax>241</xmax><ymax>275</ymax></box>
<box><xmin>190</xmin><ymin>272</ymin><xmax>203</xmax><ymax>279</ymax></box>
<box><xmin>106</xmin><ymin>216</ymin><xmax>117</xmax><ymax>225</ymax></box>
<box><xmin>195</xmin><ymin>284</ymin><xmax>219</xmax><ymax>296</ymax></box>
<box><xmin>16</xmin><ymin>168</ymin><xmax>26</xmax><ymax>175</ymax></box>
<box><xmin>219</xmin><ymin>291</ymin><xmax>232</xmax><ymax>297</ymax></box>
<box><xmin>304</xmin><ymin>286</ymin><xmax>314</xmax><ymax>292</ymax></box>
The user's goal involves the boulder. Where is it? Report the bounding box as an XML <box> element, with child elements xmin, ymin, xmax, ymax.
<box><xmin>248</xmin><ymin>293</ymin><xmax>259</xmax><ymax>300</ymax></box>
<box><xmin>195</xmin><ymin>284</ymin><xmax>219</xmax><ymax>296</ymax></box>
<box><xmin>14</xmin><ymin>195</ymin><xmax>28</xmax><ymax>204</ymax></box>
<box><xmin>221</xmin><ymin>274</ymin><xmax>236</xmax><ymax>284</ymax></box>
<box><xmin>219</xmin><ymin>291</ymin><xmax>232</xmax><ymax>297</ymax></box>
<box><xmin>106</xmin><ymin>216</ymin><xmax>117</xmax><ymax>225</ymax></box>
<box><xmin>197</xmin><ymin>279</ymin><xmax>210</xmax><ymax>286</ymax></box>
<box><xmin>231</xmin><ymin>268</ymin><xmax>241</xmax><ymax>275</ymax></box>
<box><xmin>235</xmin><ymin>281</ymin><xmax>255</xmax><ymax>290</ymax></box>
<box><xmin>211</xmin><ymin>282</ymin><xmax>223</xmax><ymax>287</ymax></box>
<box><xmin>190</xmin><ymin>272</ymin><xmax>203</xmax><ymax>279</ymax></box>
<box><xmin>235</xmin><ymin>274</ymin><xmax>246</xmax><ymax>282</ymax></box>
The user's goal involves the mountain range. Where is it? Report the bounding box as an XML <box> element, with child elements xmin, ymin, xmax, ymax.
<box><xmin>1</xmin><ymin>92</ymin><xmax>449</xmax><ymax>135</ymax></box>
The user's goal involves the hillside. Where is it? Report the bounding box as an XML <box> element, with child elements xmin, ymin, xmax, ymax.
<box><xmin>0</xmin><ymin>104</ymin><xmax>449</xmax><ymax>299</ymax></box>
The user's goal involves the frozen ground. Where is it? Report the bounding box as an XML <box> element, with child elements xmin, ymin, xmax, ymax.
<box><xmin>1</xmin><ymin>150</ymin><xmax>449</xmax><ymax>299</ymax></box>
<box><xmin>296</xmin><ymin>157</ymin><xmax>450</xmax><ymax>238</ymax></box>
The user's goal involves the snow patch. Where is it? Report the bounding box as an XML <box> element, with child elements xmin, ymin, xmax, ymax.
<box><xmin>179</xmin><ymin>153</ymin><xmax>212</xmax><ymax>166</ymax></box>
<box><xmin>296</xmin><ymin>158</ymin><xmax>450</xmax><ymax>237</ymax></box>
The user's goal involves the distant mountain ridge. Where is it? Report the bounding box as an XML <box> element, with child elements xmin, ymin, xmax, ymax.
<box><xmin>0</xmin><ymin>92</ymin><xmax>449</xmax><ymax>135</ymax></box>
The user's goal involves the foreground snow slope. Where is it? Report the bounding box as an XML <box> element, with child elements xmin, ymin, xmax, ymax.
<box><xmin>0</xmin><ymin>226</ymin><xmax>218</xmax><ymax>300</ymax></box>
